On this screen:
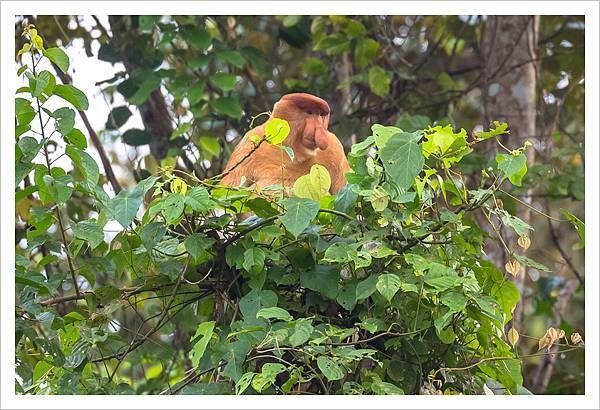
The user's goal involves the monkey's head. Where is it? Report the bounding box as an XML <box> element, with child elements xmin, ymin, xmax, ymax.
<box><xmin>271</xmin><ymin>93</ymin><xmax>331</xmax><ymax>156</ymax></box>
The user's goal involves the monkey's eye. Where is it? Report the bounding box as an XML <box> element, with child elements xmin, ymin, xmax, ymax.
<box><xmin>306</xmin><ymin>110</ymin><xmax>314</xmax><ymax>115</ymax></box>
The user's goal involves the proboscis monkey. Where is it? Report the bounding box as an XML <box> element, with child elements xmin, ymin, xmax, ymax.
<box><xmin>220</xmin><ymin>93</ymin><xmax>350</xmax><ymax>194</ymax></box>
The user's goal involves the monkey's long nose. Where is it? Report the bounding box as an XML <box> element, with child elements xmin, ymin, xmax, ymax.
<box><xmin>314</xmin><ymin>126</ymin><xmax>329</xmax><ymax>150</ymax></box>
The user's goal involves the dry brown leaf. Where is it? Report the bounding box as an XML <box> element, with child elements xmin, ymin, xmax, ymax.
<box><xmin>570</xmin><ymin>332</ymin><xmax>583</xmax><ymax>345</ymax></box>
<box><xmin>538</xmin><ymin>327</ymin><xmax>565</xmax><ymax>351</ymax></box>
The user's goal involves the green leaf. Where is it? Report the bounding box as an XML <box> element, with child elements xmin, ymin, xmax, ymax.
<box><xmin>243</xmin><ymin>247</ymin><xmax>266</xmax><ymax>272</ymax></box>
<box><xmin>440</xmin><ymin>291</ymin><xmax>468</xmax><ymax>312</ymax></box>
<box><xmin>33</xmin><ymin>361</ymin><xmax>53</xmax><ymax>384</ymax></box>
<box><xmin>317</xmin><ymin>356</ymin><xmax>345</xmax><ymax>381</ymax></box>
<box><xmin>323</xmin><ymin>242</ymin><xmax>354</xmax><ymax>263</ymax></box>
<box><xmin>198</xmin><ymin>136</ymin><xmax>221</xmax><ymax>159</ymax></box>
<box><xmin>95</xmin><ymin>285</ymin><xmax>121</xmax><ymax>304</ymax></box>
<box><xmin>284</xmin><ymin>145</ymin><xmax>294</xmax><ymax>160</ymax></box>
<box><xmin>372</xmin><ymin>124</ymin><xmax>403</xmax><ymax>149</ymax></box>
<box><xmin>221</xmin><ymin>339</ymin><xmax>251</xmax><ymax>382</ymax></box>
<box><xmin>72</xmin><ymin>220</ymin><xmax>104</xmax><ymax>249</ymax></box>
<box><xmin>111</xmin><ymin>186</ymin><xmax>143</xmax><ymax>228</ymax></box>
<box><xmin>491</xmin><ymin>279</ymin><xmax>520</xmax><ymax>323</ymax></box>
<box><xmin>40</xmin><ymin>173</ymin><xmax>73</xmax><ymax>204</ymax></box>
<box><xmin>422</xmin><ymin>125</ymin><xmax>468</xmax><ymax>158</ymax></box>
<box><xmin>424</xmin><ymin>275</ymin><xmax>460</xmax><ymax>291</ymax></box>
<box><xmin>513</xmin><ymin>254</ymin><xmax>552</xmax><ymax>272</ymax></box>
<box><xmin>188</xmin><ymin>80</ymin><xmax>206</xmax><ymax>105</ymax></box>
<box><xmin>209</xmin><ymin>72</ymin><xmax>237</xmax><ymax>91</ymax></box>
<box><xmin>356</xmin><ymin>274</ymin><xmax>378</xmax><ymax>300</ymax></box>
<box><xmin>105</xmin><ymin>106</ymin><xmax>132</xmax><ymax>130</ymax></box>
<box><xmin>53</xmin><ymin>84</ymin><xmax>89</xmax><ymax>110</ymax></box>
<box><xmin>65</xmin><ymin>128</ymin><xmax>87</xmax><ymax>149</ymax></box>
<box><xmin>162</xmin><ymin>193</ymin><xmax>185</xmax><ymax>224</ymax></box>
<box><xmin>30</xmin><ymin>70</ymin><xmax>54</xmax><ymax>97</ymax></box>
<box><xmin>129</xmin><ymin>74</ymin><xmax>161</xmax><ymax>105</ymax></box>
<box><xmin>300</xmin><ymin>264</ymin><xmax>339</xmax><ymax>300</ymax></box>
<box><xmin>368</xmin><ymin>65</ymin><xmax>391</xmax><ymax>97</ymax></box>
<box><xmin>212</xmin><ymin>97</ymin><xmax>242</xmax><ymax>119</ymax></box>
<box><xmin>376</xmin><ymin>273</ymin><xmax>401</xmax><ymax>302</ymax></box>
<box><xmin>396</xmin><ymin>113</ymin><xmax>431</xmax><ymax>133</ymax></box>
<box><xmin>561</xmin><ymin>208</ymin><xmax>585</xmax><ymax>246</ymax></box>
<box><xmin>496</xmin><ymin>153</ymin><xmax>527</xmax><ymax>186</ymax></box>
<box><xmin>235</xmin><ymin>372</ymin><xmax>255</xmax><ymax>395</ymax></box>
<box><xmin>256</xmin><ymin>306</ymin><xmax>292</xmax><ymax>322</ymax></box>
<box><xmin>314</xmin><ymin>34</ymin><xmax>351</xmax><ymax>55</ymax></box>
<box><xmin>354</xmin><ymin>37</ymin><xmax>380</xmax><ymax>68</ymax></box>
<box><xmin>239</xmin><ymin>289</ymin><xmax>278</xmax><ymax>319</ymax></box>
<box><xmin>189</xmin><ymin>55</ymin><xmax>211</xmax><ymax>69</ymax></box>
<box><xmin>264</xmin><ymin>118</ymin><xmax>291</xmax><ymax>145</ymax></box>
<box><xmin>53</xmin><ymin>107</ymin><xmax>75</xmax><ymax>135</ymax></box>
<box><xmin>379</xmin><ymin>132</ymin><xmax>424</xmax><ymax>190</ymax></box>
<box><xmin>18</xmin><ymin>136</ymin><xmax>42</xmax><ymax>163</ymax></box>
<box><xmin>185</xmin><ymin>233</ymin><xmax>215</xmax><ymax>261</ymax></box>
<box><xmin>189</xmin><ymin>321</ymin><xmax>215</xmax><ymax>368</ymax></box>
<box><xmin>369</xmin><ymin>185</ymin><xmax>389</xmax><ymax>212</ymax></box>
<box><xmin>371</xmin><ymin>380</ymin><xmax>404</xmax><ymax>395</ymax></box>
<box><xmin>43</xmin><ymin>47</ymin><xmax>70</xmax><ymax>73</ymax></box>
<box><xmin>145</xmin><ymin>363</ymin><xmax>163</xmax><ymax>380</ymax></box>
<box><xmin>122</xmin><ymin>128</ymin><xmax>151</xmax><ymax>146</ymax></box>
<box><xmin>289</xmin><ymin>320</ymin><xmax>313</xmax><ymax>347</ymax></box>
<box><xmin>139</xmin><ymin>15</ymin><xmax>159</xmax><ymax>33</ymax></box>
<box><xmin>186</xmin><ymin>186</ymin><xmax>212</xmax><ymax>212</ymax></box>
<box><xmin>293</xmin><ymin>164</ymin><xmax>331</xmax><ymax>200</ymax></box>
<box><xmin>16</xmin><ymin>98</ymin><xmax>36</xmax><ymax>127</ymax></box>
<box><xmin>278</xmin><ymin>197</ymin><xmax>320</xmax><ymax>238</ymax></box>
<box><xmin>499</xmin><ymin>210</ymin><xmax>533</xmax><ymax>237</ymax></box>
<box><xmin>252</xmin><ymin>363</ymin><xmax>286</xmax><ymax>392</ymax></box>
<box><xmin>66</xmin><ymin>146</ymin><xmax>99</xmax><ymax>185</ymax></box>
<box><xmin>337</xmin><ymin>280</ymin><xmax>357</xmax><ymax>311</ymax></box>
<box><xmin>182</xmin><ymin>27</ymin><xmax>212</xmax><ymax>50</ymax></box>
<box><xmin>170</xmin><ymin>122</ymin><xmax>191</xmax><ymax>140</ymax></box>
<box><xmin>475</xmin><ymin>121</ymin><xmax>509</xmax><ymax>140</ymax></box>
<box><xmin>334</xmin><ymin>184</ymin><xmax>358</xmax><ymax>213</ymax></box>
<box><xmin>343</xmin><ymin>20</ymin><xmax>367</xmax><ymax>37</ymax></box>
<box><xmin>216</xmin><ymin>50</ymin><xmax>245</xmax><ymax>68</ymax></box>
<box><xmin>139</xmin><ymin>221</ymin><xmax>166</xmax><ymax>252</ymax></box>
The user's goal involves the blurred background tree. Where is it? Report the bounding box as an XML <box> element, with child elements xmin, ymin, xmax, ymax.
<box><xmin>15</xmin><ymin>15</ymin><xmax>585</xmax><ymax>394</ymax></box>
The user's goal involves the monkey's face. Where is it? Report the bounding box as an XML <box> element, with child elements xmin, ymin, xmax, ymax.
<box><xmin>272</xmin><ymin>93</ymin><xmax>331</xmax><ymax>154</ymax></box>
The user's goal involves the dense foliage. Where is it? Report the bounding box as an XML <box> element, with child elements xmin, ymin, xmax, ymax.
<box><xmin>14</xmin><ymin>16</ymin><xmax>585</xmax><ymax>395</ymax></box>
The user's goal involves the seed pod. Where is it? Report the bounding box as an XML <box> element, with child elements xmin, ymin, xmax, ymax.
<box><xmin>507</xmin><ymin>327</ymin><xmax>519</xmax><ymax>347</ymax></box>
<box><xmin>517</xmin><ymin>236</ymin><xmax>531</xmax><ymax>251</ymax></box>
<box><xmin>505</xmin><ymin>260</ymin><xmax>521</xmax><ymax>276</ymax></box>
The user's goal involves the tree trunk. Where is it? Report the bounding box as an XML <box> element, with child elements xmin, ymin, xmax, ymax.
<box><xmin>481</xmin><ymin>16</ymin><xmax>539</xmax><ymax>330</ymax></box>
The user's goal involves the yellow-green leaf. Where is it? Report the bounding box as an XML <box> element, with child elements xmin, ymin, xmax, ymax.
<box><xmin>265</xmin><ymin>118</ymin><xmax>290</xmax><ymax>145</ymax></box>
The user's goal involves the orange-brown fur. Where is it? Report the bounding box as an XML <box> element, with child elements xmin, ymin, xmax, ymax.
<box><xmin>220</xmin><ymin>93</ymin><xmax>350</xmax><ymax>193</ymax></box>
